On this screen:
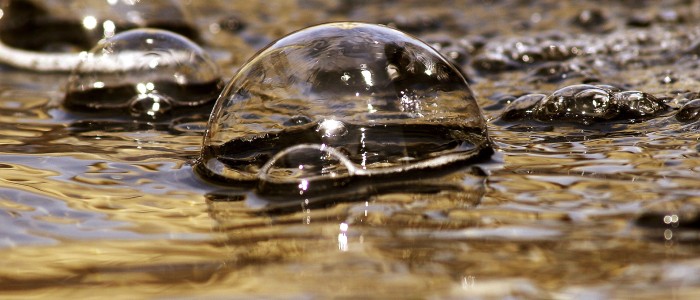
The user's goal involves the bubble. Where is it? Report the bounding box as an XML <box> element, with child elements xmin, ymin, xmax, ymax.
<box><xmin>63</xmin><ymin>28</ymin><xmax>223</xmax><ymax>119</ymax></box>
<box><xmin>0</xmin><ymin>0</ymin><xmax>92</xmax><ymax>51</ymax></box>
<box><xmin>615</xmin><ymin>91</ymin><xmax>666</xmax><ymax>119</ymax></box>
<box><xmin>198</xmin><ymin>22</ymin><xmax>492</xmax><ymax>182</ymax></box>
<box><xmin>501</xmin><ymin>85</ymin><xmax>669</xmax><ymax>125</ymax></box>
<box><xmin>499</xmin><ymin>94</ymin><xmax>546</xmax><ymax>121</ymax></box>
<box><xmin>90</xmin><ymin>0</ymin><xmax>201</xmax><ymax>41</ymax></box>
<box><xmin>676</xmin><ymin>99</ymin><xmax>700</xmax><ymax>123</ymax></box>
<box><xmin>0</xmin><ymin>0</ymin><xmax>199</xmax><ymax>52</ymax></box>
<box><xmin>527</xmin><ymin>62</ymin><xmax>587</xmax><ymax>83</ymax></box>
<box><xmin>572</xmin><ymin>9</ymin><xmax>612</xmax><ymax>32</ymax></box>
<box><xmin>534</xmin><ymin>84</ymin><xmax>616</xmax><ymax>124</ymax></box>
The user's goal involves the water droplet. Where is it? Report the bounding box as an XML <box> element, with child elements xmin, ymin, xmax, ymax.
<box><xmin>676</xmin><ymin>99</ymin><xmax>700</xmax><ymax>123</ymax></box>
<box><xmin>198</xmin><ymin>22</ymin><xmax>491</xmax><ymax>182</ymax></box>
<box><xmin>63</xmin><ymin>28</ymin><xmax>222</xmax><ymax>119</ymax></box>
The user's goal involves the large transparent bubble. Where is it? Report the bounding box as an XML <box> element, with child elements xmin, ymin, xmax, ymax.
<box><xmin>198</xmin><ymin>22</ymin><xmax>491</xmax><ymax>182</ymax></box>
<box><xmin>64</xmin><ymin>28</ymin><xmax>223</xmax><ymax>119</ymax></box>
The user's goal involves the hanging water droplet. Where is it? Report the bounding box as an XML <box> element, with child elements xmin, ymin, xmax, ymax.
<box><xmin>63</xmin><ymin>28</ymin><xmax>223</xmax><ymax>119</ymax></box>
<box><xmin>198</xmin><ymin>22</ymin><xmax>492</xmax><ymax>182</ymax></box>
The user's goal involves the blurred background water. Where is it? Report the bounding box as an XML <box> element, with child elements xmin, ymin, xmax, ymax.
<box><xmin>1</xmin><ymin>0</ymin><xmax>700</xmax><ymax>298</ymax></box>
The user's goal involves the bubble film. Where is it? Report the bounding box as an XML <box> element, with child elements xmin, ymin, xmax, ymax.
<box><xmin>64</xmin><ymin>28</ymin><xmax>222</xmax><ymax>119</ymax></box>
<box><xmin>198</xmin><ymin>22</ymin><xmax>491</xmax><ymax>182</ymax></box>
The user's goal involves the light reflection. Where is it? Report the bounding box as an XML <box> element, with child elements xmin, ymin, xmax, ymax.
<box><xmin>338</xmin><ymin>223</ymin><xmax>348</xmax><ymax>251</ymax></box>
<box><xmin>360</xmin><ymin>64</ymin><xmax>373</xmax><ymax>87</ymax></box>
<box><xmin>663</xmin><ymin>214</ymin><xmax>679</xmax><ymax>225</ymax></box>
<box><xmin>83</xmin><ymin>16</ymin><xmax>98</xmax><ymax>30</ymax></box>
<box><xmin>298</xmin><ymin>179</ymin><xmax>309</xmax><ymax>195</ymax></box>
<box><xmin>302</xmin><ymin>199</ymin><xmax>311</xmax><ymax>224</ymax></box>
<box><xmin>461</xmin><ymin>275</ymin><xmax>476</xmax><ymax>289</ymax></box>
<box><xmin>135</xmin><ymin>82</ymin><xmax>155</xmax><ymax>94</ymax></box>
<box><xmin>209</xmin><ymin>23</ymin><xmax>221</xmax><ymax>34</ymax></box>
<box><xmin>317</xmin><ymin>119</ymin><xmax>346</xmax><ymax>138</ymax></box>
<box><xmin>664</xmin><ymin>229</ymin><xmax>673</xmax><ymax>240</ymax></box>
<box><xmin>103</xmin><ymin>20</ymin><xmax>116</xmax><ymax>38</ymax></box>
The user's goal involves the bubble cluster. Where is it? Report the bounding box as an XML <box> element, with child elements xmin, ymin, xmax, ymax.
<box><xmin>198</xmin><ymin>22</ymin><xmax>492</xmax><ymax>183</ymax></box>
<box><xmin>500</xmin><ymin>84</ymin><xmax>669</xmax><ymax>125</ymax></box>
<box><xmin>63</xmin><ymin>28</ymin><xmax>223</xmax><ymax>119</ymax></box>
<box><xmin>472</xmin><ymin>34</ymin><xmax>582</xmax><ymax>73</ymax></box>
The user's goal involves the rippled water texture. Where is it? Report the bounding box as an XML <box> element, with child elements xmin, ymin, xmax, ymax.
<box><xmin>2</xmin><ymin>0</ymin><xmax>700</xmax><ymax>299</ymax></box>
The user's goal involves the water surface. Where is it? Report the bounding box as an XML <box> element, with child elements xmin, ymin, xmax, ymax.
<box><xmin>2</xmin><ymin>1</ymin><xmax>700</xmax><ymax>298</ymax></box>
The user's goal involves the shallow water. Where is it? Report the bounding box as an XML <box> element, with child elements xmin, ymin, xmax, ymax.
<box><xmin>2</xmin><ymin>0</ymin><xmax>700</xmax><ymax>298</ymax></box>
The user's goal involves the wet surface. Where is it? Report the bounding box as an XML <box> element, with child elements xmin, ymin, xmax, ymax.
<box><xmin>1</xmin><ymin>0</ymin><xmax>700</xmax><ymax>298</ymax></box>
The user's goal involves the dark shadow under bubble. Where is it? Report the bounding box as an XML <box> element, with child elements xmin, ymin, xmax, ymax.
<box><xmin>206</xmin><ymin>144</ymin><xmax>493</xmax><ymax>214</ymax></box>
<box><xmin>205</xmin><ymin>162</ymin><xmax>488</xmax><ymax>216</ymax></box>
<box><xmin>59</xmin><ymin>100</ymin><xmax>213</xmax><ymax>135</ymax></box>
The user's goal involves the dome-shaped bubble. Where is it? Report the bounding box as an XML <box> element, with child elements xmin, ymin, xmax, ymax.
<box><xmin>676</xmin><ymin>99</ymin><xmax>700</xmax><ymax>123</ymax></box>
<box><xmin>64</xmin><ymin>28</ymin><xmax>223</xmax><ymax>119</ymax></box>
<box><xmin>198</xmin><ymin>22</ymin><xmax>492</xmax><ymax>182</ymax></box>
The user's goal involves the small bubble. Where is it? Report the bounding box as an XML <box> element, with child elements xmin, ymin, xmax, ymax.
<box><xmin>217</xmin><ymin>14</ymin><xmax>246</xmax><ymax>33</ymax></box>
<box><xmin>572</xmin><ymin>8</ymin><xmax>612</xmax><ymax>32</ymax></box>
<box><xmin>676</xmin><ymin>99</ymin><xmax>700</xmax><ymax>123</ymax></box>
<box><xmin>500</xmin><ymin>94</ymin><xmax>546</xmax><ymax>121</ymax></box>
<box><xmin>527</xmin><ymin>62</ymin><xmax>584</xmax><ymax>83</ymax></box>
<box><xmin>63</xmin><ymin>28</ymin><xmax>222</xmax><ymax>119</ymax></box>
<box><xmin>198</xmin><ymin>22</ymin><xmax>491</xmax><ymax>182</ymax></box>
<box><xmin>385</xmin><ymin>12</ymin><xmax>443</xmax><ymax>33</ymax></box>
<box><xmin>615</xmin><ymin>91</ymin><xmax>666</xmax><ymax>119</ymax></box>
<box><xmin>659</xmin><ymin>70</ymin><xmax>677</xmax><ymax>84</ymax></box>
<box><xmin>283</xmin><ymin>115</ymin><xmax>314</xmax><ymax>127</ymax></box>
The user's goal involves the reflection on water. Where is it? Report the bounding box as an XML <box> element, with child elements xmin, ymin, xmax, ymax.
<box><xmin>1</xmin><ymin>0</ymin><xmax>700</xmax><ymax>299</ymax></box>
